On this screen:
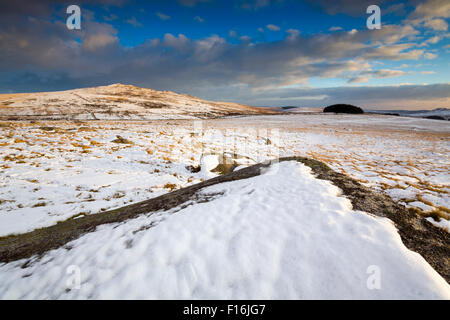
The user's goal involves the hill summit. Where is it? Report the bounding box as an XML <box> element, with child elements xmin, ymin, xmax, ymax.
<box><xmin>0</xmin><ymin>84</ymin><xmax>273</xmax><ymax>120</ymax></box>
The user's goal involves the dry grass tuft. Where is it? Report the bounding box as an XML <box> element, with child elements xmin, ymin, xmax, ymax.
<box><xmin>32</xmin><ymin>202</ymin><xmax>47</xmax><ymax>208</ymax></box>
<box><xmin>163</xmin><ymin>183</ymin><xmax>178</xmax><ymax>192</ymax></box>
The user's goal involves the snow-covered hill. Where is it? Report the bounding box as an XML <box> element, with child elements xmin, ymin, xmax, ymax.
<box><xmin>0</xmin><ymin>84</ymin><xmax>273</xmax><ymax>120</ymax></box>
<box><xmin>407</xmin><ymin>108</ymin><xmax>450</xmax><ymax>120</ymax></box>
<box><xmin>369</xmin><ymin>108</ymin><xmax>450</xmax><ymax>120</ymax></box>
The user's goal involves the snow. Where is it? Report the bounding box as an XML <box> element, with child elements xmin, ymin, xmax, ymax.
<box><xmin>0</xmin><ymin>161</ymin><xmax>448</xmax><ymax>299</ymax></box>
<box><xmin>200</xmin><ymin>154</ymin><xmax>220</xmax><ymax>179</ymax></box>
<box><xmin>0</xmin><ymin>114</ymin><xmax>448</xmax><ymax>236</ymax></box>
<box><xmin>426</xmin><ymin>218</ymin><xmax>450</xmax><ymax>233</ymax></box>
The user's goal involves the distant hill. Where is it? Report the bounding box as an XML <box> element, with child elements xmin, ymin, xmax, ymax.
<box><xmin>0</xmin><ymin>84</ymin><xmax>276</xmax><ymax>120</ymax></box>
<box><xmin>269</xmin><ymin>106</ymin><xmax>323</xmax><ymax>113</ymax></box>
<box><xmin>368</xmin><ymin>108</ymin><xmax>450</xmax><ymax>121</ymax></box>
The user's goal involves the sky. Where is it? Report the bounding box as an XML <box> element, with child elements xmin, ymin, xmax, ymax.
<box><xmin>0</xmin><ymin>0</ymin><xmax>449</xmax><ymax>110</ymax></box>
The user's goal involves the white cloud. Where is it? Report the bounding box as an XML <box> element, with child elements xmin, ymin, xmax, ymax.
<box><xmin>124</xmin><ymin>16</ymin><xmax>142</xmax><ymax>27</ymax></box>
<box><xmin>373</xmin><ymin>24</ymin><xmax>419</xmax><ymax>45</ymax></box>
<box><xmin>347</xmin><ymin>76</ymin><xmax>370</xmax><ymax>83</ymax></box>
<box><xmin>162</xmin><ymin>33</ymin><xmax>190</xmax><ymax>51</ymax></box>
<box><xmin>348</xmin><ymin>69</ymin><xmax>406</xmax><ymax>83</ymax></box>
<box><xmin>82</xmin><ymin>21</ymin><xmax>118</xmax><ymax>52</ymax></box>
<box><xmin>286</xmin><ymin>29</ymin><xmax>300</xmax><ymax>40</ymax></box>
<box><xmin>194</xmin><ymin>16</ymin><xmax>204</xmax><ymax>23</ymax></box>
<box><xmin>365</xmin><ymin>69</ymin><xmax>406</xmax><ymax>78</ymax></box>
<box><xmin>83</xmin><ymin>33</ymin><xmax>117</xmax><ymax>51</ymax></box>
<box><xmin>426</xmin><ymin>36</ymin><xmax>441</xmax><ymax>44</ymax></box>
<box><xmin>266</xmin><ymin>24</ymin><xmax>280</xmax><ymax>31</ymax></box>
<box><xmin>364</xmin><ymin>44</ymin><xmax>424</xmax><ymax>61</ymax></box>
<box><xmin>424</xmin><ymin>52</ymin><xmax>437</xmax><ymax>59</ymax></box>
<box><xmin>407</xmin><ymin>0</ymin><xmax>450</xmax><ymax>31</ymax></box>
<box><xmin>409</xmin><ymin>0</ymin><xmax>450</xmax><ymax>20</ymax></box>
<box><xmin>156</xmin><ymin>12</ymin><xmax>171</xmax><ymax>21</ymax></box>
<box><xmin>424</xmin><ymin>19</ymin><xmax>448</xmax><ymax>31</ymax></box>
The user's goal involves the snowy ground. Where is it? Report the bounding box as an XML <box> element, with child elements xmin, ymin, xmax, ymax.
<box><xmin>0</xmin><ymin>114</ymin><xmax>448</xmax><ymax>236</ymax></box>
<box><xmin>0</xmin><ymin>161</ymin><xmax>448</xmax><ymax>299</ymax></box>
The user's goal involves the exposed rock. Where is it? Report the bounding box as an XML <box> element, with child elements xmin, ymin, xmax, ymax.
<box><xmin>112</xmin><ymin>135</ymin><xmax>133</xmax><ymax>144</ymax></box>
<box><xmin>186</xmin><ymin>165</ymin><xmax>201</xmax><ymax>173</ymax></box>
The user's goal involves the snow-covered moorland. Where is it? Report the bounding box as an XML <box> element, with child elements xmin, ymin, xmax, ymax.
<box><xmin>0</xmin><ymin>161</ymin><xmax>448</xmax><ymax>299</ymax></box>
<box><xmin>0</xmin><ymin>113</ymin><xmax>449</xmax><ymax>299</ymax></box>
<box><xmin>0</xmin><ymin>114</ymin><xmax>448</xmax><ymax>236</ymax></box>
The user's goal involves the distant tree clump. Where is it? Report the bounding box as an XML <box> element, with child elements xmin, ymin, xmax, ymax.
<box><xmin>323</xmin><ymin>104</ymin><xmax>364</xmax><ymax>114</ymax></box>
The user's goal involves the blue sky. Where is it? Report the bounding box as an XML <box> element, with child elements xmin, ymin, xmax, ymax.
<box><xmin>0</xmin><ymin>0</ymin><xmax>449</xmax><ymax>109</ymax></box>
<box><xmin>100</xmin><ymin>1</ymin><xmax>364</xmax><ymax>46</ymax></box>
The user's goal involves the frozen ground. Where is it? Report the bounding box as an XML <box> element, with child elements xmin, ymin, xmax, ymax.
<box><xmin>0</xmin><ymin>114</ymin><xmax>448</xmax><ymax>236</ymax></box>
<box><xmin>0</xmin><ymin>161</ymin><xmax>448</xmax><ymax>299</ymax></box>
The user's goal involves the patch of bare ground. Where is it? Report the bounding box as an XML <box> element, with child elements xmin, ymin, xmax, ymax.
<box><xmin>0</xmin><ymin>157</ymin><xmax>448</xmax><ymax>283</ymax></box>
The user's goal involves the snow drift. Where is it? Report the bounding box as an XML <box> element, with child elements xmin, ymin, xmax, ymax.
<box><xmin>0</xmin><ymin>161</ymin><xmax>448</xmax><ymax>299</ymax></box>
